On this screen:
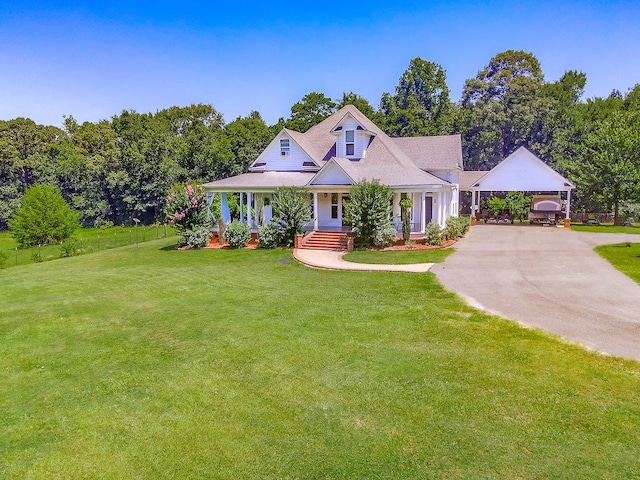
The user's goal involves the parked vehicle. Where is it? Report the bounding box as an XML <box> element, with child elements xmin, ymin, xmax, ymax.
<box><xmin>528</xmin><ymin>195</ymin><xmax>564</xmax><ymax>224</ymax></box>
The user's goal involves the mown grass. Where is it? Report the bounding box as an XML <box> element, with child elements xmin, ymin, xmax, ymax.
<box><xmin>343</xmin><ymin>248</ymin><xmax>454</xmax><ymax>264</ymax></box>
<box><xmin>0</xmin><ymin>224</ymin><xmax>175</xmax><ymax>268</ymax></box>
<box><xmin>572</xmin><ymin>222</ymin><xmax>640</xmax><ymax>234</ymax></box>
<box><xmin>595</xmin><ymin>242</ymin><xmax>640</xmax><ymax>285</ymax></box>
<box><xmin>1</xmin><ymin>239</ymin><xmax>640</xmax><ymax>479</ymax></box>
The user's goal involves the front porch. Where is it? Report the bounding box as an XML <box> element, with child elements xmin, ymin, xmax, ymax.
<box><xmin>204</xmin><ymin>186</ymin><xmax>458</xmax><ymax>237</ymax></box>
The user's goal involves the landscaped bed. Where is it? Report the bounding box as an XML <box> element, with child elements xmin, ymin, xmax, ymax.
<box><xmin>1</xmin><ymin>238</ymin><xmax>640</xmax><ymax>478</ymax></box>
<box><xmin>343</xmin><ymin>248</ymin><xmax>454</xmax><ymax>264</ymax></box>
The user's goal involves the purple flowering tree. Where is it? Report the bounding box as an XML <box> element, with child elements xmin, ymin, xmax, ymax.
<box><xmin>165</xmin><ymin>182</ymin><xmax>211</xmax><ymax>248</ymax></box>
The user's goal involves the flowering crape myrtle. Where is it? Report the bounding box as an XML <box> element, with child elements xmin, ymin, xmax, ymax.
<box><xmin>165</xmin><ymin>182</ymin><xmax>211</xmax><ymax>247</ymax></box>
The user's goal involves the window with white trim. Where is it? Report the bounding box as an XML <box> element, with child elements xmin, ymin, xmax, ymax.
<box><xmin>345</xmin><ymin>130</ymin><xmax>355</xmax><ymax>156</ymax></box>
<box><xmin>280</xmin><ymin>138</ymin><xmax>290</xmax><ymax>156</ymax></box>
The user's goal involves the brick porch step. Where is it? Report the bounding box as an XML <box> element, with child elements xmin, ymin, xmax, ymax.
<box><xmin>299</xmin><ymin>231</ymin><xmax>349</xmax><ymax>251</ymax></box>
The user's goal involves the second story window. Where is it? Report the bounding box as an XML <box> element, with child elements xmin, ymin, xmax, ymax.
<box><xmin>345</xmin><ymin>130</ymin><xmax>355</xmax><ymax>156</ymax></box>
<box><xmin>280</xmin><ymin>138</ymin><xmax>290</xmax><ymax>156</ymax></box>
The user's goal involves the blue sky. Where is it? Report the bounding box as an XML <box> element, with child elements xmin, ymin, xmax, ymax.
<box><xmin>1</xmin><ymin>1</ymin><xmax>639</xmax><ymax>127</ymax></box>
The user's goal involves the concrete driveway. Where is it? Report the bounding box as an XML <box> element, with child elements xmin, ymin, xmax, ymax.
<box><xmin>431</xmin><ymin>224</ymin><xmax>640</xmax><ymax>361</ymax></box>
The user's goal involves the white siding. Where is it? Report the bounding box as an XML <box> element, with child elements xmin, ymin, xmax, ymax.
<box><xmin>476</xmin><ymin>148</ymin><xmax>572</xmax><ymax>191</ymax></box>
<box><xmin>335</xmin><ymin>120</ymin><xmax>370</xmax><ymax>159</ymax></box>
<box><xmin>310</xmin><ymin>162</ymin><xmax>352</xmax><ymax>185</ymax></box>
<box><xmin>257</xmin><ymin>133</ymin><xmax>314</xmax><ymax>171</ymax></box>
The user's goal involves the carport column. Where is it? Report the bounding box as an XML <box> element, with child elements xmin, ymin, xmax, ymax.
<box><xmin>313</xmin><ymin>192</ymin><xmax>319</xmax><ymax>230</ymax></box>
<box><xmin>565</xmin><ymin>190</ymin><xmax>571</xmax><ymax>219</ymax></box>
<box><xmin>471</xmin><ymin>190</ymin><xmax>477</xmax><ymax>218</ymax></box>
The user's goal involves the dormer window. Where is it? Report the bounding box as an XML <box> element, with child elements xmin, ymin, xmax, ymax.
<box><xmin>280</xmin><ymin>138</ymin><xmax>290</xmax><ymax>156</ymax></box>
<box><xmin>345</xmin><ymin>130</ymin><xmax>355</xmax><ymax>156</ymax></box>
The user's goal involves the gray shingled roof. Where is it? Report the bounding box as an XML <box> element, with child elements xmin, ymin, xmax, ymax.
<box><xmin>206</xmin><ymin>105</ymin><xmax>463</xmax><ymax>190</ymax></box>
<box><xmin>392</xmin><ymin>135</ymin><xmax>463</xmax><ymax>171</ymax></box>
<box><xmin>459</xmin><ymin>171</ymin><xmax>489</xmax><ymax>190</ymax></box>
<box><xmin>203</xmin><ymin>172</ymin><xmax>315</xmax><ymax>190</ymax></box>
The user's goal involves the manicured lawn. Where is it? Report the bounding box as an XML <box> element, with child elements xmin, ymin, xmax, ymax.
<box><xmin>572</xmin><ymin>222</ymin><xmax>640</xmax><ymax>234</ymax></box>
<box><xmin>1</xmin><ymin>239</ymin><xmax>640</xmax><ymax>478</ymax></box>
<box><xmin>595</xmin><ymin>242</ymin><xmax>640</xmax><ymax>285</ymax></box>
<box><xmin>0</xmin><ymin>224</ymin><xmax>175</xmax><ymax>268</ymax></box>
<box><xmin>343</xmin><ymin>248</ymin><xmax>454</xmax><ymax>264</ymax></box>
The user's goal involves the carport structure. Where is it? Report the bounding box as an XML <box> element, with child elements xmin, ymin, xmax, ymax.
<box><xmin>469</xmin><ymin>147</ymin><xmax>575</xmax><ymax>220</ymax></box>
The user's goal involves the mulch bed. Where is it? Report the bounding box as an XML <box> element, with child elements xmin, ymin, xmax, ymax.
<box><xmin>380</xmin><ymin>239</ymin><xmax>456</xmax><ymax>251</ymax></box>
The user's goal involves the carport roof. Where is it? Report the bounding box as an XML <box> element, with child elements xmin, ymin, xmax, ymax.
<box><xmin>469</xmin><ymin>147</ymin><xmax>574</xmax><ymax>192</ymax></box>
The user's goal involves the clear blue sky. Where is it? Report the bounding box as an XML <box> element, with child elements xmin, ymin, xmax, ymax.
<box><xmin>1</xmin><ymin>0</ymin><xmax>639</xmax><ymax>128</ymax></box>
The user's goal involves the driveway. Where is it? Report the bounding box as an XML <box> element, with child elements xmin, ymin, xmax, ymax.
<box><xmin>431</xmin><ymin>224</ymin><xmax>640</xmax><ymax>361</ymax></box>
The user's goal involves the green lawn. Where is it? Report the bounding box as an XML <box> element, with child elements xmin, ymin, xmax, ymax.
<box><xmin>343</xmin><ymin>248</ymin><xmax>454</xmax><ymax>264</ymax></box>
<box><xmin>0</xmin><ymin>224</ymin><xmax>175</xmax><ymax>268</ymax></box>
<box><xmin>571</xmin><ymin>222</ymin><xmax>640</xmax><ymax>234</ymax></box>
<box><xmin>1</xmin><ymin>240</ymin><xmax>640</xmax><ymax>478</ymax></box>
<box><xmin>595</xmin><ymin>242</ymin><xmax>640</xmax><ymax>285</ymax></box>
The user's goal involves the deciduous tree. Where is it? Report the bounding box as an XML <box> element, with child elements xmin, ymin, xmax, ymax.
<box><xmin>9</xmin><ymin>184</ymin><xmax>79</xmax><ymax>247</ymax></box>
<box><xmin>381</xmin><ymin>57</ymin><xmax>454</xmax><ymax>137</ymax></box>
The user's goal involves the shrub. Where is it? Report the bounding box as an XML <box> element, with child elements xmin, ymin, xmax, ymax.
<box><xmin>487</xmin><ymin>196</ymin><xmax>507</xmax><ymax>217</ymax></box>
<box><xmin>223</xmin><ymin>221</ymin><xmax>251</xmax><ymax>248</ymax></box>
<box><xmin>165</xmin><ymin>182</ymin><xmax>212</xmax><ymax>247</ymax></box>
<box><xmin>345</xmin><ymin>179</ymin><xmax>395</xmax><ymax>248</ymax></box>
<box><xmin>9</xmin><ymin>184</ymin><xmax>80</xmax><ymax>247</ymax></box>
<box><xmin>373</xmin><ymin>224</ymin><xmax>399</xmax><ymax>247</ymax></box>
<box><xmin>183</xmin><ymin>227</ymin><xmax>212</xmax><ymax>249</ymax></box>
<box><xmin>505</xmin><ymin>192</ymin><xmax>531</xmax><ymax>222</ymax></box>
<box><xmin>443</xmin><ymin>216</ymin><xmax>469</xmax><ymax>240</ymax></box>
<box><xmin>425</xmin><ymin>221</ymin><xmax>442</xmax><ymax>246</ymax></box>
<box><xmin>399</xmin><ymin>197</ymin><xmax>413</xmax><ymax>243</ymax></box>
<box><xmin>272</xmin><ymin>187</ymin><xmax>312</xmax><ymax>247</ymax></box>
<box><xmin>31</xmin><ymin>249</ymin><xmax>43</xmax><ymax>263</ymax></box>
<box><xmin>257</xmin><ymin>222</ymin><xmax>284</xmax><ymax>249</ymax></box>
<box><xmin>59</xmin><ymin>238</ymin><xmax>79</xmax><ymax>257</ymax></box>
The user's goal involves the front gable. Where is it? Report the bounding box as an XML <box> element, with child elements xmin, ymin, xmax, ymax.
<box><xmin>308</xmin><ymin>159</ymin><xmax>354</xmax><ymax>186</ymax></box>
<box><xmin>330</xmin><ymin>112</ymin><xmax>376</xmax><ymax>160</ymax></box>
<box><xmin>250</xmin><ymin>130</ymin><xmax>318</xmax><ymax>172</ymax></box>
<box><xmin>472</xmin><ymin>147</ymin><xmax>574</xmax><ymax>191</ymax></box>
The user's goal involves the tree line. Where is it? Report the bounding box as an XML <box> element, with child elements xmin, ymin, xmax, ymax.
<box><xmin>1</xmin><ymin>49</ymin><xmax>639</xmax><ymax>230</ymax></box>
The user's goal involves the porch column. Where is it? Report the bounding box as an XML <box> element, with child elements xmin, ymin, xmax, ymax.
<box><xmin>393</xmin><ymin>193</ymin><xmax>401</xmax><ymax>227</ymax></box>
<box><xmin>313</xmin><ymin>192</ymin><xmax>319</xmax><ymax>230</ymax></box>
<box><xmin>248</xmin><ymin>192</ymin><xmax>254</xmax><ymax>228</ymax></box>
<box><xmin>421</xmin><ymin>192</ymin><xmax>426</xmax><ymax>232</ymax></box>
<box><xmin>565</xmin><ymin>190</ymin><xmax>571</xmax><ymax>219</ymax></box>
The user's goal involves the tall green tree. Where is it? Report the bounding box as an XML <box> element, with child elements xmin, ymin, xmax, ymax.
<box><xmin>0</xmin><ymin>118</ymin><xmax>65</xmax><ymax>228</ymax></box>
<box><xmin>156</xmin><ymin>103</ymin><xmax>230</xmax><ymax>180</ymax></box>
<box><xmin>459</xmin><ymin>50</ymin><xmax>550</xmax><ymax>170</ymax></box>
<box><xmin>337</xmin><ymin>92</ymin><xmax>384</xmax><ymax>127</ymax></box>
<box><xmin>9</xmin><ymin>184</ymin><xmax>79</xmax><ymax>247</ymax></box>
<box><xmin>562</xmin><ymin>111</ymin><xmax>640</xmax><ymax>223</ymax></box>
<box><xmin>224</xmin><ymin>111</ymin><xmax>272</xmax><ymax>176</ymax></box>
<box><xmin>282</xmin><ymin>92</ymin><xmax>336</xmax><ymax>133</ymax></box>
<box><xmin>380</xmin><ymin>57</ymin><xmax>454</xmax><ymax>137</ymax></box>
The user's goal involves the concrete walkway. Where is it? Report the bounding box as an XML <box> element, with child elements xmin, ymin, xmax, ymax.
<box><xmin>430</xmin><ymin>224</ymin><xmax>640</xmax><ymax>361</ymax></box>
<box><xmin>293</xmin><ymin>248</ymin><xmax>433</xmax><ymax>272</ymax></box>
